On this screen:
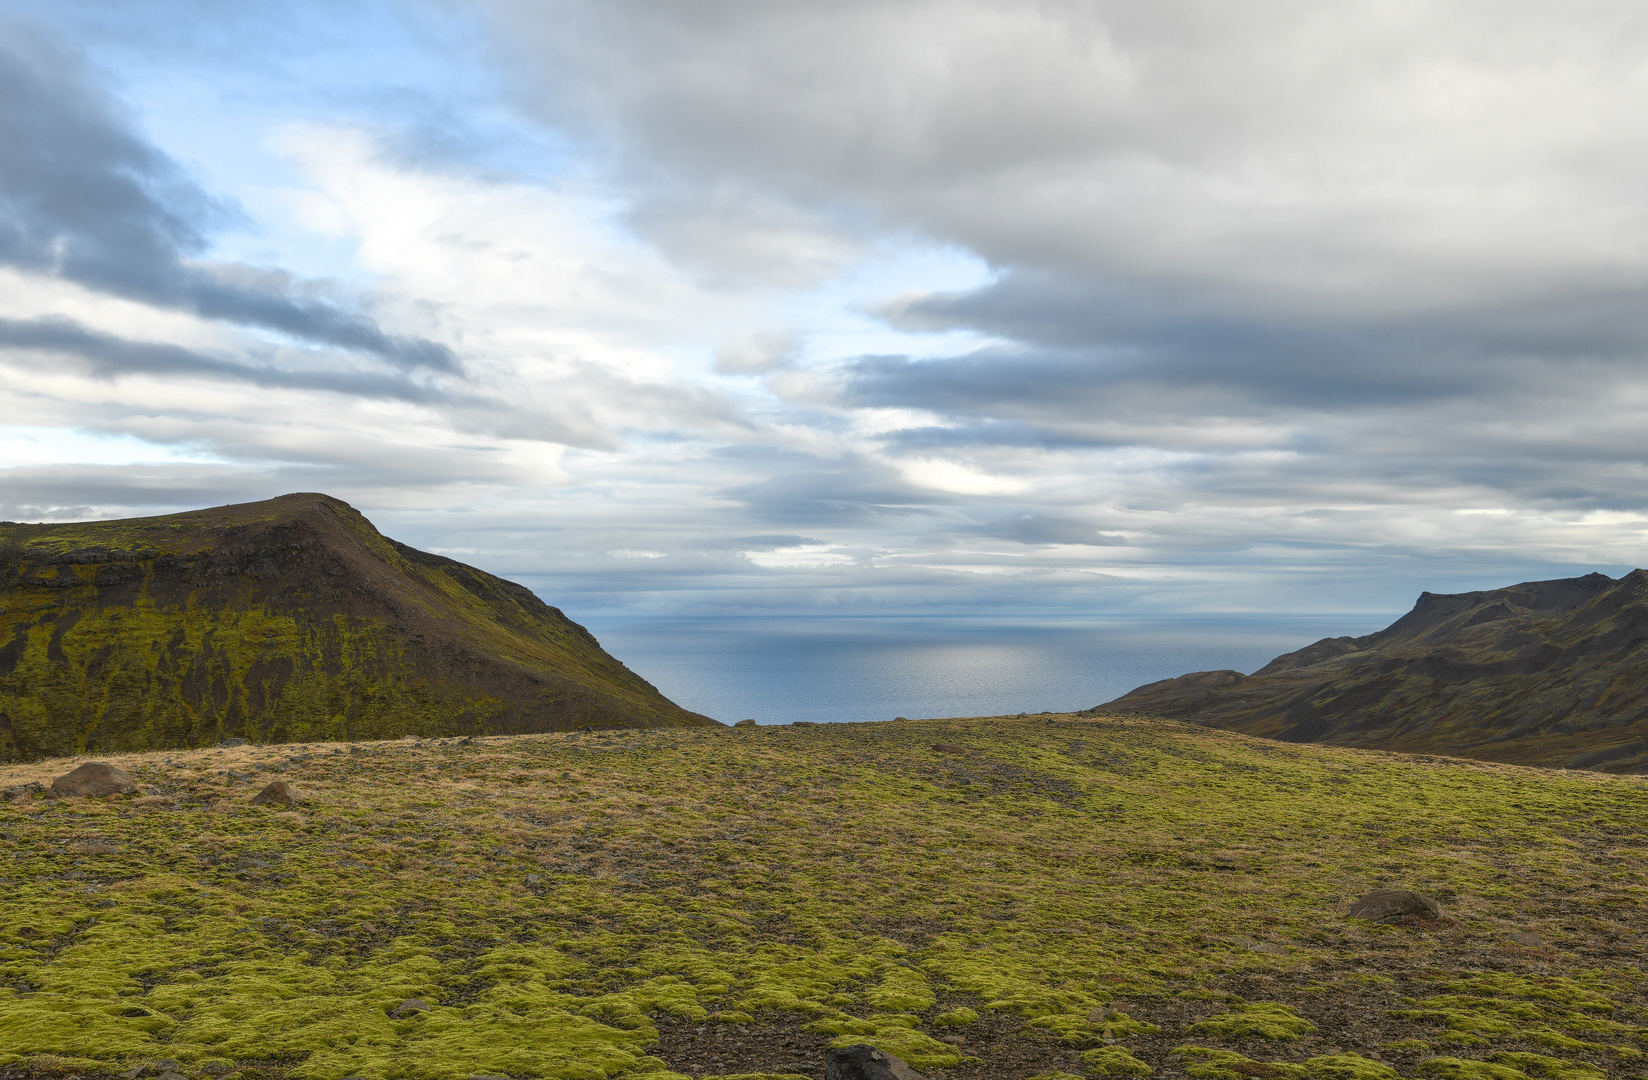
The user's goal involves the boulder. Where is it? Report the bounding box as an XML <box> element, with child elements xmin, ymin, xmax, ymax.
<box><xmin>391</xmin><ymin>997</ymin><xmax>431</xmax><ymax>1017</ymax></box>
<box><xmin>250</xmin><ymin>780</ymin><xmax>302</xmax><ymax>807</ymax></box>
<box><xmin>734</xmin><ymin>719</ymin><xmax>757</xmax><ymax>728</ymax></box>
<box><xmin>50</xmin><ymin>762</ymin><xmax>136</xmax><ymax>797</ymax></box>
<box><xmin>931</xmin><ymin>742</ymin><xmax>968</xmax><ymax>755</ymax></box>
<box><xmin>1347</xmin><ymin>888</ymin><xmax>1441</xmax><ymax>922</ymax></box>
<box><xmin>825</xmin><ymin>1044</ymin><xmax>927</xmax><ymax>1080</ymax></box>
<box><xmin>3</xmin><ymin>781</ymin><xmax>44</xmax><ymax>801</ymax></box>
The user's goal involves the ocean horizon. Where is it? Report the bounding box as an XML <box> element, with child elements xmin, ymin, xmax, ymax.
<box><xmin>581</xmin><ymin>612</ymin><xmax>1396</xmax><ymax>726</ymax></box>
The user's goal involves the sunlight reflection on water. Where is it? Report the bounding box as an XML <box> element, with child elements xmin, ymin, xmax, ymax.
<box><xmin>582</xmin><ymin>614</ymin><xmax>1392</xmax><ymax>726</ymax></box>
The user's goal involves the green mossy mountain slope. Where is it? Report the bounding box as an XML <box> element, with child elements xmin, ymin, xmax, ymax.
<box><xmin>1100</xmin><ymin>572</ymin><xmax>1648</xmax><ymax>772</ymax></box>
<box><xmin>0</xmin><ymin>493</ymin><xmax>715</xmax><ymax>759</ymax></box>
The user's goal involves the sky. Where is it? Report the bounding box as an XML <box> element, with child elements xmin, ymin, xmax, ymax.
<box><xmin>3</xmin><ymin>0</ymin><xmax>1648</xmax><ymax>620</ymax></box>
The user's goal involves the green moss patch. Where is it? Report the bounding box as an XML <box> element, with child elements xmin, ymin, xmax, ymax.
<box><xmin>1</xmin><ymin>714</ymin><xmax>1646</xmax><ymax>1078</ymax></box>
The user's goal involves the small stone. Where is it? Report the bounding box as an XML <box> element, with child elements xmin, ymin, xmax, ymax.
<box><xmin>81</xmin><ymin>841</ymin><xmax>117</xmax><ymax>855</ymax></box>
<box><xmin>250</xmin><ymin>780</ymin><xmax>302</xmax><ymax>807</ymax></box>
<box><xmin>734</xmin><ymin>719</ymin><xmax>757</xmax><ymax>728</ymax></box>
<box><xmin>931</xmin><ymin>742</ymin><xmax>968</xmax><ymax>756</ymax></box>
<box><xmin>152</xmin><ymin>1062</ymin><xmax>182</xmax><ymax>1075</ymax></box>
<box><xmin>50</xmin><ymin>762</ymin><xmax>137</xmax><ymax>798</ymax></box>
<box><xmin>1347</xmin><ymin>888</ymin><xmax>1441</xmax><ymax>922</ymax></box>
<box><xmin>218</xmin><ymin>737</ymin><xmax>249</xmax><ymax>748</ymax></box>
<box><xmin>391</xmin><ymin>997</ymin><xmax>431</xmax><ymax>1017</ymax></box>
<box><xmin>200</xmin><ymin>1064</ymin><xmax>234</xmax><ymax>1075</ymax></box>
<box><xmin>3</xmin><ymin>781</ymin><xmax>45</xmax><ymax>801</ymax></box>
<box><xmin>524</xmin><ymin>874</ymin><xmax>542</xmax><ymax>885</ymax></box>
<box><xmin>825</xmin><ymin>1044</ymin><xmax>927</xmax><ymax>1080</ymax></box>
<box><xmin>1510</xmin><ymin>930</ymin><xmax>1548</xmax><ymax>948</ymax></box>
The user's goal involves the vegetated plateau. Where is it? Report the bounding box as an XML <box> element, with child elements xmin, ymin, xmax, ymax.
<box><xmin>1102</xmin><ymin>572</ymin><xmax>1648</xmax><ymax>772</ymax></box>
<box><xmin>0</xmin><ymin>493</ymin><xmax>715</xmax><ymax>761</ymax></box>
<box><xmin>1</xmin><ymin>714</ymin><xmax>1644</xmax><ymax>1080</ymax></box>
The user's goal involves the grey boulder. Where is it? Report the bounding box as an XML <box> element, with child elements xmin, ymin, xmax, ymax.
<box><xmin>250</xmin><ymin>780</ymin><xmax>302</xmax><ymax>807</ymax></box>
<box><xmin>50</xmin><ymin>762</ymin><xmax>136</xmax><ymax>797</ymax></box>
<box><xmin>1347</xmin><ymin>888</ymin><xmax>1441</xmax><ymax>922</ymax></box>
<box><xmin>825</xmin><ymin>1044</ymin><xmax>928</xmax><ymax>1080</ymax></box>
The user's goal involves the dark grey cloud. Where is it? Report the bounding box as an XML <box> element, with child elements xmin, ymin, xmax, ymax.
<box><xmin>0</xmin><ymin>316</ymin><xmax>449</xmax><ymax>403</ymax></box>
<box><xmin>0</xmin><ymin>26</ymin><xmax>458</xmax><ymax>373</ymax></box>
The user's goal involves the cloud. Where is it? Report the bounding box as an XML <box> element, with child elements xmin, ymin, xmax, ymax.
<box><xmin>0</xmin><ymin>315</ymin><xmax>450</xmax><ymax>402</ymax></box>
<box><xmin>0</xmin><ymin>26</ymin><xmax>458</xmax><ymax>371</ymax></box>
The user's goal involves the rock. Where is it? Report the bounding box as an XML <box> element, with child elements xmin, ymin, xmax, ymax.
<box><xmin>893</xmin><ymin>716</ymin><xmax>909</xmax><ymax>722</ymax></box>
<box><xmin>1347</xmin><ymin>888</ymin><xmax>1441</xmax><ymax>922</ymax></box>
<box><xmin>219</xmin><ymin>737</ymin><xmax>249</xmax><ymax>748</ymax></box>
<box><xmin>49</xmin><ymin>762</ymin><xmax>137</xmax><ymax>797</ymax></box>
<box><xmin>931</xmin><ymin>742</ymin><xmax>968</xmax><ymax>755</ymax></box>
<box><xmin>3</xmin><ymin>781</ymin><xmax>44</xmax><ymax>801</ymax></box>
<box><xmin>391</xmin><ymin>997</ymin><xmax>431</xmax><ymax>1017</ymax></box>
<box><xmin>153</xmin><ymin>1061</ymin><xmax>183</xmax><ymax>1075</ymax></box>
<box><xmin>200</xmin><ymin>1064</ymin><xmax>234</xmax><ymax>1075</ymax></box>
<box><xmin>734</xmin><ymin>719</ymin><xmax>757</xmax><ymax>727</ymax></box>
<box><xmin>156</xmin><ymin>1072</ymin><xmax>187</xmax><ymax>1080</ymax></box>
<box><xmin>250</xmin><ymin>780</ymin><xmax>302</xmax><ymax>807</ymax></box>
<box><xmin>81</xmin><ymin>841</ymin><xmax>117</xmax><ymax>855</ymax></box>
<box><xmin>1510</xmin><ymin>930</ymin><xmax>1548</xmax><ymax>948</ymax></box>
<box><xmin>825</xmin><ymin>1044</ymin><xmax>927</xmax><ymax>1080</ymax></box>
<box><xmin>792</xmin><ymin>720</ymin><xmax>820</xmax><ymax>727</ymax></box>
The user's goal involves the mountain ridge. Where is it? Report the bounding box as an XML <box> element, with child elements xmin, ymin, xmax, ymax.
<box><xmin>1098</xmin><ymin>570</ymin><xmax>1648</xmax><ymax>771</ymax></box>
<box><xmin>0</xmin><ymin>492</ymin><xmax>716</xmax><ymax>759</ymax></box>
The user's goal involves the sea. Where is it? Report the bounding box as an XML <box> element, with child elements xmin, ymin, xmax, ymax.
<box><xmin>581</xmin><ymin>613</ymin><xmax>1394</xmax><ymax>726</ymax></box>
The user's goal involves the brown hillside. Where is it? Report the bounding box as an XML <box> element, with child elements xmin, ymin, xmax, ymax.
<box><xmin>1099</xmin><ymin>570</ymin><xmax>1648</xmax><ymax>771</ymax></box>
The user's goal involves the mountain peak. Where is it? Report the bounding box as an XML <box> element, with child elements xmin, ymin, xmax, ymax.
<box><xmin>0</xmin><ymin>494</ymin><xmax>717</xmax><ymax>760</ymax></box>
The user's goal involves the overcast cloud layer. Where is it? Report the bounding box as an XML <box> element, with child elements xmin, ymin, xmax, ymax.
<box><xmin>2</xmin><ymin>0</ymin><xmax>1647</xmax><ymax>617</ymax></box>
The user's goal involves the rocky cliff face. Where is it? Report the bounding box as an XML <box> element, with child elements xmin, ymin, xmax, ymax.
<box><xmin>0</xmin><ymin>493</ymin><xmax>717</xmax><ymax>759</ymax></box>
<box><xmin>1098</xmin><ymin>571</ymin><xmax>1648</xmax><ymax>771</ymax></box>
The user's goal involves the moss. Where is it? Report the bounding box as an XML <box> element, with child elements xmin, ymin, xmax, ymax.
<box><xmin>1173</xmin><ymin>1047</ymin><xmax>1306</xmax><ymax>1080</ymax></box>
<box><xmin>1188</xmin><ymin>1003</ymin><xmax>1319</xmax><ymax>1041</ymax></box>
<box><xmin>1</xmin><ymin>713</ymin><xmax>1644</xmax><ymax>1079</ymax></box>
<box><xmin>1419</xmin><ymin>1058</ymin><xmax>1536</xmax><ymax>1080</ymax></box>
<box><xmin>1489</xmin><ymin>1053</ymin><xmax>1610</xmax><ymax>1080</ymax></box>
<box><xmin>1081</xmin><ymin>1045</ymin><xmax>1155</xmax><ymax>1077</ymax></box>
<box><xmin>1301</xmin><ymin>1054</ymin><xmax>1402</xmax><ymax>1080</ymax></box>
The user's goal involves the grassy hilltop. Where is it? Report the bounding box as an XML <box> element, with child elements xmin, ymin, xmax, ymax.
<box><xmin>0</xmin><ymin>493</ymin><xmax>715</xmax><ymax>760</ymax></box>
<box><xmin>1</xmin><ymin>714</ymin><xmax>1645</xmax><ymax>1080</ymax></box>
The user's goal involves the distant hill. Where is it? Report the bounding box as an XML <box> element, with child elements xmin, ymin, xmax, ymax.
<box><xmin>1098</xmin><ymin>570</ymin><xmax>1648</xmax><ymax>772</ymax></box>
<box><xmin>0</xmin><ymin>493</ymin><xmax>717</xmax><ymax>759</ymax></box>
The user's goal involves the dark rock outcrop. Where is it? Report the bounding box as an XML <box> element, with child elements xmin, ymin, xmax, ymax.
<box><xmin>1098</xmin><ymin>571</ymin><xmax>1648</xmax><ymax>771</ymax></box>
<box><xmin>0</xmin><ymin>493</ymin><xmax>719</xmax><ymax>759</ymax></box>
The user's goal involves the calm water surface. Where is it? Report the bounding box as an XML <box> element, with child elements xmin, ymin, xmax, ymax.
<box><xmin>582</xmin><ymin>614</ymin><xmax>1392</xmax><ymax>726</ymax></box>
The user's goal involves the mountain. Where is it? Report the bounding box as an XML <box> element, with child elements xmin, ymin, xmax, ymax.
<box><xmin>1098</xmin><ymin>570</ymin><xmax>1648</xmax><ymax>772</ymax></box>
<box><xmin>0</xmin><ymin>493</ymin><xmax>716</xmax><ymax>759</ymax></box>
